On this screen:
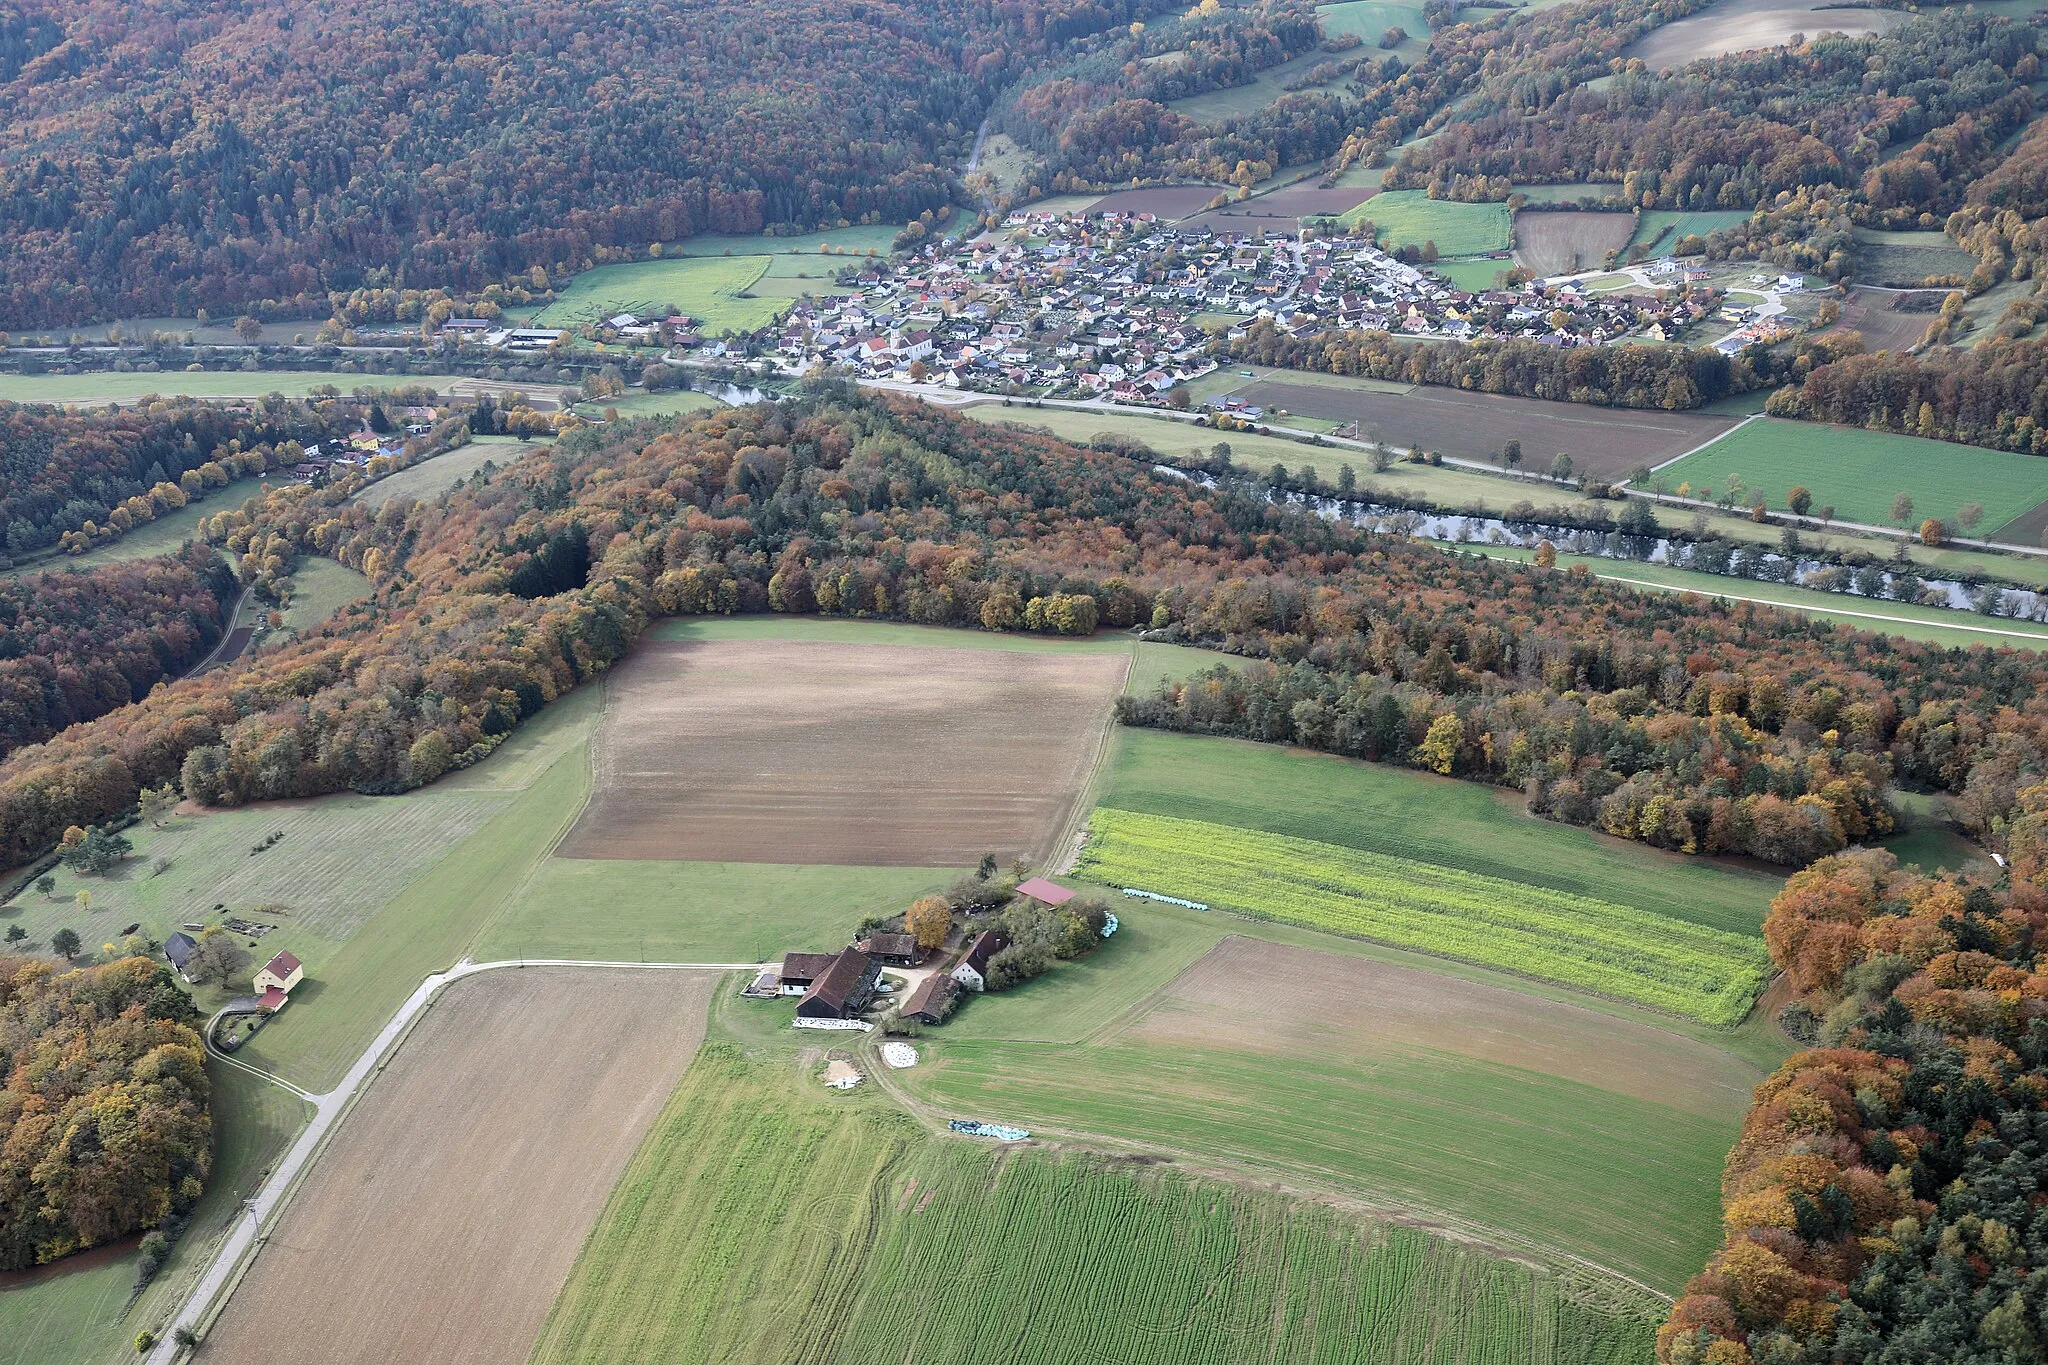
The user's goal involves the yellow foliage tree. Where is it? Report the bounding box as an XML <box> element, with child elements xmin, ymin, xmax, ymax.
<box><xmin>905</xmin><ymin>895</ymin><xmax>952</xmax><ymax>950</ymax></box>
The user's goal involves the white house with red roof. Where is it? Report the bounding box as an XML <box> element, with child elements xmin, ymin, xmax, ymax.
<box><xmin>253</xmin><ymin>950</ymin><xmax>304</xmax><ymax>1011</ymax></box>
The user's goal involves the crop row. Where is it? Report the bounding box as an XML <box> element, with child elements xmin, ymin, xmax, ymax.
<box><xmin>1076</xmin><ymin>809</ymin><xmax>1773</xmax><ymax>1025</ymax></box>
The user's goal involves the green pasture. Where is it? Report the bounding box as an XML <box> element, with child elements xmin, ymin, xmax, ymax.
<box><xmin>1095</xmin><ymin>729</ymin><xmax>1780</xmax><ymax>935</ymax></box>
<box><xmin>0</xmin><ymin>371</ymin><xmax>472</xmax><ymax>406</ymax></box>
<box><xmin>532</xmin><ymin>1046</ymin><xmax>1662</xmax><ymax>1364</ymax></box>
<box><xmin>1456</xmin><ymin>542</ymin><xmax>2048</xmax><ymax>651</ymax></box>
<box><xmin>1429</xmin><ymin>257</ymin><xmax>1510</xmax><ymax>291</ymax></box>
<box><xmin>532</xmin><ymin>256</ymin><xmax>789</xmax><ymax>333</ymax></box>
<box><xmin>576</xmin><ymin>389</ymin><xmax>728</xmax><ymax>422</ymax></box>
<box><xmin>1657</xmin><ymin>417</ymin><xmax>2048</xmax><ymax>532</ymax></box>
<box><xmin>0</xmin><ymin>1065</ymin><xmax>309</xmax><ymax>1365</ymax></box>
<box><xmin>1513</xmin><ymin>183</ymin><xmax>1625</xmax><ymax>205</ymax></box>
<box><xmin>1631</xmin><ymin>210</ymin><xmax>1750</xmax><ymax>253</ymax></box>
<box><xmin>1169</xmin><ymin>50</ymin><xmax>1358</xmax><ymax>123</ymax></box>
<box><xmin>666</xmin><ymin>225</ymin><xmax>899</xmax><ymax>257</ymax></box>
<box><xmin>355</xmin><ymin>440</ymin><xmax>547</xmax><ymax>509</ymax></box>
<box><xmin>1</xmin><ymin>475</ymin><xmax>264</xmax><ymax>580</ymax></box>
<box><xmin>1316</xmin><ymin>0</ymin><xmax>1430</xmax><ymax>44</ymax></box>
<box><xmin>1342</xmin><ymin>191</ymin><xmax>1511</xmax><ymax>256</ymax></box>
<box><xmin>278</xmin><ymin>556</ymin><xmax>371</xmax><ymax>633</ymax></box>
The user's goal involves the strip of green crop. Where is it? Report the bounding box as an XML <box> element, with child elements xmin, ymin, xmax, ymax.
<box><xmin>1076</xmin><ymin>809</ymin><xmax>1773</xmax><ymax>1025</ymax></box>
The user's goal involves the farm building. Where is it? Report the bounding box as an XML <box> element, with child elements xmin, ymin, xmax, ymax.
<box><xmin>797</xmin><ymin>947</ymin><xmax>881</xmax><ymax>1020</ymax></box>
<box><xmin>899</xmin><ymin>973</ymin><xmax>958</xmax><ymax>1026</ymax></box>
<box><xmin>1015</xmin><ymin>877</ymin><xmax>1074</xmax><ymax>908</ymax></box>
<box><xmin>257</xmin><ymin>986</ymin><xmax>290</xmax><ymax>1014</ymax></box>
<box><xmin>164</xmin><ymin>932</ymin><xmax>198</xmax><ymax>983</ymax></box>
<box><xmin>254</xmin><ymin>949</ymin><xmax>304</xmax><ymax>996</ymax></box>
<box><xmin>951</xmin><ymin>931</ymin><xmax>1011</xmax><ymax>992</ymax></box>
<box><xmin>779</xmin><ymin>951</ymin><xmax>841</xmax><ymax>997</ymax></box>
<box><xmin>857</xmin><ymin>931</ymin><xmax>921</xmax><ymax>967</ymax></box>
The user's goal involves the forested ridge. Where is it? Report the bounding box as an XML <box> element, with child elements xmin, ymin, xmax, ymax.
<box><xmin>0</xmin><ymin>0</ymin><xmax>1157</xmax><ymax>326</ymax></box>
<box><xmin>0</xmin><ymin>543</ymin><xmax>236</xmax><ymax>763</ymax></box>
<box><xmin>2</xmin><ymin>389</ymin><xmax>2046</xmax><ymax>877</ymax></box>
<box><xmin>0</xmin><ymin>954</ymin><xmax>210</xmax><ymax>1270</ymax></box>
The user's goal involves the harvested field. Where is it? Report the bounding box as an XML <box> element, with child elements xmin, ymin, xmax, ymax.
<box><xmin>200</xmin><ymin>968</ymin><xmax>713</xmax><ymax>1365</ymax></box>
<box><xmin>1990</xmin><ymin>497</ymin><xmax>2048</xmax><ymax>547</ymax></box>
<box><xmin>1123</xmin><ymin>937</ymin><xmax>1763</xmax><ymax>1118</ymax></box>
<box><xmin>560</xmin><ymin>638</ymin><xmax>1131</xmax><ymax>865</ymax></box>
<box><xmin>1514</xmin><ymin>210</ymin><xmax>1636</xmax><ymax>276</ymax></box>
<box><xmin>1830</xmin><ymin>286</ymin><xmax>1934</xmax><ymax>353</ymax></box>
<box><xmin>1082</xmin><ymin>185</ymin><xmax>1222</xmax><ymax>220</ymax></box>
<box><xmin>1627</xmin><ymin>0</ymin><xmax>1904</xmax><ymax>68</ymax></box>
<box><xmin>1224</xmin><ymin>377</ymin><xmax>1738</xmax><ymax>475</ymax></box>
<box><xmin>1184</xmin><ymin>184</ymin><xmax>1377</xmax><ymax>232</ymax></box>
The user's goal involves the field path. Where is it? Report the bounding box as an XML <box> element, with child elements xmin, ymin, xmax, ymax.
<box><xmin>149</xmin><ymin>957</ymin><xmax>766</xmax><ymax>1365</ymax></box>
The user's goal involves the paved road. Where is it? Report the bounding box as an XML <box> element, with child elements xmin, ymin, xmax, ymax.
<box><xmin>149</xmin><ymin>957</ymin><xmax>767</xmax><ymax>1364</ymax></box>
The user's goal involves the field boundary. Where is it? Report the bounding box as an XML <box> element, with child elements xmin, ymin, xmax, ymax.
<box><xmin>1047</xmin><ymin>650</ymin><xmax>1135</xmax><ymax>875</ymax></box>
<box><xmin>149</xmin><ymin>958</ymin><xmax>764</xmax><ymax>1365</ymax></box>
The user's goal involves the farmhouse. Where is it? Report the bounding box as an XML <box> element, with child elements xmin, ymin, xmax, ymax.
<box><xmin>951</xmin><ymin>930</ymin><xmax>1011</xmax><ymax>992</ymax></box>
<box><xmin>1016</xmin><ymin>876</ymin><xmax>1075</xmax><ymax>909</ymax></box>
<box><xmin>779</xmin><ymin>951</ymin><xmax>841</xmax><ymax>996</ymax></box>
<box><xmin>796</xmin><ymin>947</ymin><xmax>882</xmax><ymax>1020</ymax></box>
<box><xmin>856</xmin><ymin>931</ymin><xmax>921</xmax><ymax>967</ymax></box>
<box><xmin>254</xmin><ymin>949</ymin><xmax>304</xmax><ymax>996</ymax></box>
<box><xmin>164</xmin><ymin>932</ymin><xmax>198</xmax><ymax>983</ymax></box>
<box><xmin>899</xmin><ymin>973</ymin><xmax>957</xmax><ymax>1026</ymax></box>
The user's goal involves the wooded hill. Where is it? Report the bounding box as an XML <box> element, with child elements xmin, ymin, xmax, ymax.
<box><xmin>0</xmin><ymin>0</ymin><xmax>1158</xmax><ymax>327</ymax></box>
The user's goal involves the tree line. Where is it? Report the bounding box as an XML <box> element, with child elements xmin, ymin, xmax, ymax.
<box><xmin>1662</xmin><ymin>852</ymin><xmax>2048</xmax><ymax>1364</ymax></box>
<box><xmin>0</xmin><ymin>954</ymin><xmax>211</xmax><ymax>1271</ymax></box>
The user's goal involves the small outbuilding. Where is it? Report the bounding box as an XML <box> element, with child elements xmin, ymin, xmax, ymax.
<box><xmin>857</xmin><ymin>931</ymin><xmax>921</xmax><ymax>967</ymax></box>
<box><xmin>899</xmin><ymin>973</ymin><xmax>958</xmax><ymax>1026</ymax></box>
<box><xmin>950</xmin><ymin>931</ymin><xmax>1011</xmax><ymax>993</ymax></box>
<box><xmin>254</xmin><ymin>950</ymin><xmax>303</xmax><ymax>996</ymax></box>
<box><xmin>257</xmin><ymin>986</ymin><xmax>289</xmax><ymax>1014</ymax></box>
<box><xmin>1015</xmin><ymin>877</ymin><xmax>1075</xmax><ymax>908</ymax></box>
<box><xmin>164</xmin><ymin>932</ymin><xmax>198</xmax><ymax>983</ymax></box>
<box><xmin>797</xmin><ymin>947</ymin><xmax>881</xmax><ymax>1020</ymax></box>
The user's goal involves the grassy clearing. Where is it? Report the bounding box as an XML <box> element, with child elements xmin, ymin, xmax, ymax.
<box><xmin>1658</xmin><ymin>416</ymin><xmax>2048</xmax><ymax>530</ymax></box>
<box><xmin>532</xmin><ymin>256</ymin><xmax>787</xmax><ymax>333</ymax></box>
<box><xmin>279</xmin><ymin>556</ymin><xmax>371</xmax><ymax>632</ymax></box>
<box><xmin>666</xmin><ymin>225</ymin><xmax>899</xmax><ymax>257</ymax></box>
<box><xmin>355</xmin><ymin>441</ymin><xmax>547</xmax><ymax>508</ymax></box>
<box><xmin>0</xmin><ymin>1064</ymin><xmax>309</xmax><ymax>1365</ymax></box>
<box><xmin>1430</xmin><ymin>257</ymin><xmax>1511</xmax><ymax>291</ymax></box>
<box><xmin>531</xmin><ymin>1046</ymin><xmax>1660</xmax><ymax>1364</ymax></box>
<box><xmin>1512</xmin><ymin>183</ymin><xmax>1625</xmax><ymax>205</ymax></box>
<box><xmin>1342</xmin><ymin>191</ymin><xmax>1511</xmax><ymax>256</ymax></box>
<box><xmin>1169</xmin><ymin>50</ymin><xmax>1357</xmax><ymax>123</ymax></box>
<box><xmin>0</xmin><ymin>371</ymin><xmax>473</xmax><ymax>405</ymax></box>
<box><xmin>1317</xmin><ymin>0</ymin><xmax>1430</xmax><ymax>44</ymax></box>
<box><xmin>1097</xmin><ymin>729</ymin><xmax>1780</xmax><ymax>934</ymax></box>
<box><xmin>1631</xmin><ymin>210</ymin><xmax>1751</xmax><ymax>253</ymax></box>
<box><xmin>1454</xmin><ymin>542</ymin><xmax>2048</xmax><ymax>650</ymax></box>
<box><xmin>1</xmin><ymin>475</ymin><xmax>265</xmax><ymax>580</ymax></box>
<box><xmin>574</xmin><ymin>389</ymin><xmax>727</xmax><ymax>422</ymax></box>
<box><xmin>1077</xmin><ymin>809</ymin><xmax>1772</xmax><ymax>1023</ymax></box>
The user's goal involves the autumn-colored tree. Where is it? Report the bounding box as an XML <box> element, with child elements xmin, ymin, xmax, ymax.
<box><xmin>1786</xmin><ymin>486</ymin><xmax>1812</xmax><ymax>517</ymax></box>
<box><xmin>1533</xmin><ymin>538</ymin><xmax>1557</xmax><ymax>569</ymax></box>
<box><xmin>905</xmin><ymin>895</ymin><xmax>953</xmax><ymax>950</ymax></box>
<box><xmin>1891</xmin><ymin>492</ymin><xmax>1914</xmax><ymax>526</ymax></box>
<box><xmin>1918</xmin><ymin>517</ymin><xmax>1943</xmax><ymax>546</ymax></box>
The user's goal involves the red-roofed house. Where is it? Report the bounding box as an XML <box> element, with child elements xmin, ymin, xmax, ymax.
<box><xmin>258</xmin><ymin>986</ymin><xmax>289</xmax><ymax>1013</ymax></box>
<box><xmin>1015</xmin><ymin>877</ymin><xmax>1074</xmax><ymax>908</ymax></box>
<box><xmin>254</xmin><ymin>950</ymin><xmax>303</xmax><ymax>996</ymax></box>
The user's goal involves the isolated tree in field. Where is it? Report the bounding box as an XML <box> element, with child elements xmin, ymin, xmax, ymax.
<box><xmin>1337</xmin><ymin>464</ymin><xmax>1356</xmax><ymax>495</ymax></box>
<box><xmin>1503</xmin><ymin>440</ymin><xmax>1522</xmax><ymax>474</ymax></box>
<box><xmin>1920</xmin><ymin>518</ymin><xmax>1944</xmax><ymax>547</ymax></box>
<box><xmin>1534</xmin><ymin>538</ymin><xmax>1557</xmax><ymax>569</ymax></box>
<box><xmin>1786</xmin><ymin>486</ymin><xmax>1812</xmax><ymax>517</ymax></box>
<box><xmin>138</xmin><ymin>783</ymin><xmax>177</xmax><ymax>829</ymax></box>
<box><xmin>1369</xmin><ymin>446</ymin><xmax>1394</xmax><ymax>473</ymax></box>
<box><xmin>35</xmin><ymin>875</ymin><xmax>54</xmax><ymax>897</ymax></box>
<box><xmin>1549</xmin><ymin>452</ymin><xmax>1573</xmax><ymax>483</ymax></box>
<box><xmin>1209</xmin><ymin>442</ymin><xmax>1232</xmax><ymax>463</ymax></box>
<box><xmin>50</xmin><ymin>928</ymin><xmax>80</xmax><ymax>960</ymax></box>
<box><xmin>233</xmin><ymin>315</ymin><xmax>261</xmax><ymax>343</ymax></box>
<box><xmin>4</xmin><ymin>924</ymin><xmax>24</xmax><ymax>944</ymax></box>
<box><xmin>187</xmin><ymin>927</ymin><xmax>250</xmax><ymax>987</ymax></box>
<box><xmin>73</xmin><ymin>890</ymin><xmax>91</xmax><ymax>914</ymax></box>
<box><xmin>905</xmin><ymin>895</ymin><xmax>952</xmax><ymax>951</ymax></box>
<box><xmin>1892</xmin><ymin>492</ymin><xmax>1914</xmax><ymax>526</ymax></box>
<box><xmin>1958</xmin><ymin>501</ymin><xmax>1984</xmax><ymax>532</ymax></box>
<box><xmin>60</xmin><ymin>825</ymin><xmax>131</xmax><ymax>875</ymax></box>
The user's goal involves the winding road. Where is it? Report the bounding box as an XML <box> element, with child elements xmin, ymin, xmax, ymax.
<box><xmin>149</xmin><ymin>957</ymin><xmax>766</xmax><ymax>1364</ymax></box>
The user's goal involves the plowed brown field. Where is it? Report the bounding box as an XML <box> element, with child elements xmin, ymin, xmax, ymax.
<box><xmin>199</xmin><ymin>968</ymin><xmax>714</xmax><ymax>1365</ymax></box>
<box><xmin>559</xmin><ymin>638</ymin><xmax>1131</xmax><ymax>865</ymax></box>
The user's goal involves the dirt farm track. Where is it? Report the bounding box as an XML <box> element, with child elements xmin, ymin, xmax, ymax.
<box><xmin>198</xmin><ymin>969</ymin><xmax>714</xmax><ymax>1365</ymax></box>
<box><xmin>560</xmin><ymin>637</ymin><xmax>1131</xmax><ymax>866</ymax></box>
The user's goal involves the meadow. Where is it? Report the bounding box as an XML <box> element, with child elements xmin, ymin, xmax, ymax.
<box><xmin>1316</xmin><ymin>0</ymin><xmax>1430</xmax><ymax>46</ymax></box>
<box><xmin>1076</xmin><ymin>809</ymin><xmax>1773</xmax><ymax>1024</ymax></box>
<box><xmin>353</xmin><ymin>438</ymin><xmax>547</xmax><ymax>508</ymax></box>
<box><xmin>1</xmin><ymin>475</ymin><xmax>262</xmax><ymax>579</ymax></box>
<box><xmin>531</xmin><ymin>1044</ymin><xmax>1663</xmax><ymax>1364</ymax></box>
<box><xmin>1656</xmin><ymin>416</ymin><xmax>2048</xmax><ymax>531</ymax></box>
<box><xmin>1342</xmin><ymin>190</ymin><xmax>1512</xmax><ymax>256</ymax></box>
<box><xmin>1095</xmin><ymin>729</ymin><xmax>1781</xmax><ymax>935</ymax></box>
<box><xmin>530</xmin><ymin>255</ymin><xmax>788</xmax><ymax>333</ymax></box>
<box><xmin>576</xmin><ymin>389</ymin><xmax>727</xmax><ymax>421</ymax></box>
<box><xmin>1630</xmin><ymin>210</ymin><xmax>1751</xmax><ymax>253</ymax></box>
<box><xmin>277</xmin><ymin>556</ymin><xmax>370</xmax><ymax>633</ymax></box>
<box><xmin>0</xmin><ymin>371</ymin><xmax>472</xmax><ymax>405</ymax></box>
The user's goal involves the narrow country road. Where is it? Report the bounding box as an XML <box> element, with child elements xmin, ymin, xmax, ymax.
<box><xmin>148</xmin><ymin>957</ymin><xmax>767</xmax><ymax>1365</ymax></box>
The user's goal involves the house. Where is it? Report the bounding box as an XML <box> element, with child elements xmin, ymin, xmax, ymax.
<box><xmin>899</xmin><ymin>973</ymin><xmax>957</xmax><ymax>1026</ymax></box>
<box><xmin>857</xmin><ymin>932</ymin><xmax>921</xmax><ymax>968</ymax></box>
<box><xmin>1015</xmin><ymin>877</ymin><xmax>1074</xmax><ymax>909</ymax></box>
<box><xmin>164</xmin><ymin>932</ymin><xmax>198</xmax><ymax>983</ymax></box>
<box><xmin>796</xmin><ymin>947</ymin><xmax>881</xmax><ymax>1020</ymax></box>
<box><xmin>253</xmin><ymin>950</ymin><xmax>303</xmax><ymax>996</ymax></box>
<box><xmin>258</xmin><ymin>986</ymin><xmax>289</xmax><ymax>1013</ymax></box>
<box><xmin>779</xmin><ymin>951</ymin><xmax>840</xmax><ymax>996</ymax></box>
<box><xmin>951</xmin><ymin>931</ymin><xmax>1011</xmax><ymax>992</ymax></box>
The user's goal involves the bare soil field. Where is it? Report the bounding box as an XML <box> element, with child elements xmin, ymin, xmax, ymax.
<box><xmin>1830</xmin><ymin>286</ymin><xmax>1934</xmax><ymax>353</ymax></box>
<box><xmin>1080</xmin><ymin>185</ymin><xmax>1225</xmax><ymax>220</ymax></box>
<box><xmin>1233</xmin><ymin>378</ymin><xmax>1738</xmax><ymax>475</ymax></box>
<box><xmin>1514</xmin><ymin>210</ymin><xmax>1637</xmax><ymax>276</ymax></box>
<box><xmin>559</xmin><ymin>638</ymin><xmax>1131</xmax><ymax>865</ymax></box>
<box><xmin>200</xmin><ymin>968</ymin><xmax>713</xmax><ymax>1365</ymax></box>
<box><xmin>1183</xmin><ymin>185</ymin><xmax>1377</xmax><ymax>231</ymax></box>
<box><xmin>1627</xmin><ymin>0</ymin><xmax>1904</xmax><ymax>68</ymax></box>
<box><xmin>1116</xmin><ymin>936</ymin><xmax>1763</xmax><ymax>1119</ymax></box>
